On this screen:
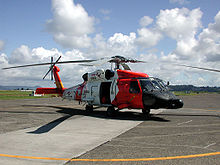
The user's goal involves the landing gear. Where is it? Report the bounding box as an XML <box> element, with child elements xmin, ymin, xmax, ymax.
<box><xmin>85</xmin><ymin>104</ymin><xmax>93</xmax><ymax>112</ymax></box>
<box><xmin>142</xmin><ymin>108</ymin><xmax>151</xmax><ymax>118</ymax></box>
<box><xmin>107</xmin><ymin>106</ymin><xmax>116</xmax><ymax>117</ymax></box>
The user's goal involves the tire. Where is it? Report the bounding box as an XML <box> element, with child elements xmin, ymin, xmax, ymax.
<box><xmin>107</xmin><ymin>106</ymin><xmax>116</xmax><ymax>117</ymax></box>
<box><xmin>142</xmin><ymin>108</ymin><xmax>151</xmax><ymax>118</ymax></box>
<box><xmin>85</xmin><ymin>105</ymin><xmax>93</xmax><ymax>112</ymax></box>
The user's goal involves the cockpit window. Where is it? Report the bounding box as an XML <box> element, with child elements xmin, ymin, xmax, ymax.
<box><xmin>140</xmin><ymin>80</ymin><xmax>155</xmax><ymax>91</ymax></box>
<box><xmin>140</xmin><ymin>78</ymin><xmax>167</xmax><ymax>91</ymax></box>
<box><xmin>157</xmin><ymin>79</ymin><xmax>168</xmax><ymax>90</ymax></box>
<box><xmin>151</xmin><ymin>80</ymin><xmax>162</xmax><ymax>90</ymax></box>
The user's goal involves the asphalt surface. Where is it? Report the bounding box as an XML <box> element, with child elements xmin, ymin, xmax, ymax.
<box><xmin>0</xmin><ymin>94</ymin><xmax>220</xmax><ymax>165</ymax></box>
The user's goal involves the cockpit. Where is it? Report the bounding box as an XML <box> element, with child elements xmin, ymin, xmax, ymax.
<box><xmin>137</xmin><ymin>77</ymin><xmax>183</xmax><ymax>109</ymax></box>
<box><xmin>139</xmin><ymin>78</ymin><xmax>168</xmax><ymax>92</ymax></box>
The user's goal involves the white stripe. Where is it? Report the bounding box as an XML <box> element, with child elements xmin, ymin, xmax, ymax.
<box><xmin>177</xmin><ymin>120</ymin><xmax>192</xmax><ymax>126</ymax></box>
<box><xmin>204</xmin><ymin>143</ymin><xmax>216</xmax><ymax>149</ymax></box>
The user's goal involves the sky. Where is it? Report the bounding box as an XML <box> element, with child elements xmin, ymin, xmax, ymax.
<box><xmin>0</xmin><ymin>0</ymin><xmax>220</xmax><ymax>87</ymax></box>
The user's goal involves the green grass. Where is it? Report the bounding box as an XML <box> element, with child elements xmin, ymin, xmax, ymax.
<box><xmin>1</xmin><ymin>90</ymin><xmax>218</xmax><ymax>100</ymax></box>
<box><xmin>173</xmin><ymin>91</ymin><xmax>199</xmax><ymax>96</ymax></box>
<box><xmin>0</xmin><ymin>90</ymin><xmax>57</xmax><ymax>100</ymax></box>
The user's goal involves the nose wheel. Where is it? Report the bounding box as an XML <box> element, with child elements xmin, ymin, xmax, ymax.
<box><xmin>142</xmin><ymin>108</ymin><xmax>151</xmax><ymax>118</ymax></box>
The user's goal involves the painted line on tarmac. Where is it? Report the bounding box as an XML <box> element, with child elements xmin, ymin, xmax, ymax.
<box><xmin>0</xmin><ymin>154</ymin><xmax>70</xmax><ymax>161</ymax></box>
<box><xmin>204</xmin><ymin>143</ymin><xmax>216</xmax><ymax>149</ymax></box>
<box><xmin>1</xmin><ymin>152</ymin><xmax>220</xmax><ymax>162</ymax></box>
<box><xmin>184</xmin><ymin>108</ymin><xmax>220</xmax><ymax>112</ymax></box>
<box><xmin>177</xmin><ymin>120</ymin><xmax>192</xmax><ymax>126</ymax></box>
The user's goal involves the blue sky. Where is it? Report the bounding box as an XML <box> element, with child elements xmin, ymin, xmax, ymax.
<box><xmin>0</xmin><ymin>0</ymin><xmax>220</xmax><ymax>87</ymax></box>
<box><xmin>1</xmin><ymin>0</ymin><xmax>219</xmax><ymax>54</ymax></box>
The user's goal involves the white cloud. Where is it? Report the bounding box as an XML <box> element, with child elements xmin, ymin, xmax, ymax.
<box><xmin>31</xmin><ymin>47</ymin><xmax>62</xmax><ymax>60</ymax></box>
<box><xmin>139</xmin><ymin>16</ymin><xmax>153</xmax><ymax>27</ymax></box>
<box><xmin>99</xmin><ymin>9</ymin><xmax>111</xmax><ymax>15</ymax></box>
<box><xmin>136</xmin><ymin>16</ymin><xmax>162</xmax><ymax>49</ymax></box>
<box><xmin>195</xmin><ymin>11</ymin><xmax>220</xmax><ymax>62</ymax></box>
<box><xmin>134</xmin><ymin>8</ymin><xmax>220</xmax><ymax>86</ymax></box>
<box><xmin>0</xmin><ymin>40</ymin><xmax>5</xmax><ymax>51</ymax></box>
<box><xmin>211</xmin><ymin>11</ymin><xmax>220</xmax><ymax>33</ymax></box>
<box><xmin>156</xmin><ymin>8</ymin><xmax>202</xmax><ymax>41</ymax></box>
<box><xmin>107</xmin><ymin>32</ymin><xmax>137</xmax><ymax>56</ymax></box>
<box><xmin>0</xmin><ymin>53</ymin><xmax>8</xmax><ymax>66</ymax></box>
<box><xmin>169</xmin><ymin>0</ymin><xmax>189</xmax><ymax>5</ymax></box>
<box><xmin>156</xmin><ymin>8</ymin><xmax>202</xmax><ymax>59</ymax></box>
<box><xmin>136</xmin><ymin>28</ymin><xmax>162</xmax><ymax>48</ymax></box>
<box><xmin>2</xmin><ymin>3</ymin><xmax>220</xmax><ymax>87</ymax></box>
<box><xmin>79</xmin><ymin>33</ymin><xmax>138</xmax><ymax>59</ymax></box>
<box><xmin>46</xmin><ymin>0</ymin><xmax>95</xmax><ymax>49</ymax></box>
<box><xmin>9</xmin><ymin>45</ymin><xmax>32</xmax><ymax>64</ymax></box>
<box><xmin>1</xmin><ymin>45</ymin><xmax>88</xmax><ymax>87</ymax></box>
<box><xmin>99</xmin><ymin>9</ymin><xmax>111</xmax><ymax>20</ymax></box>
<box><xmin>53</xmin><ymin>34</ymin><xmax>92</xmax><ymax>49</ymax></box>
<box><xmin>108</xmin><ymin>33</ymin><xmax>136</xmax><ymax>47</ymax></box>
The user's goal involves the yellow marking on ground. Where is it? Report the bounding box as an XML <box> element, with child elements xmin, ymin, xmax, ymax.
<box><xmin>0</xmin><ymin>153</ymin><xmax>70</xmax><ymax>161</ymax></box>
<box><xmin>1</xmin><ymin>152</ymin><xmax>220</xmax><ymax>162</ymax></box>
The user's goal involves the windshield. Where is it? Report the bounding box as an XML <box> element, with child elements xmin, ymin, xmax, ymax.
<box><xmin>140</xmin><ymin>78</ymin><xmax>167</xmax><ymax>91</ymax></box>
<box><xmin>140</xmin><ymin>80</ymin><xmax>155</xmax><ymax>91</ymax></box>
<box><xmin>151</xmin><ymin>80</ymin><xmax>162</xmax><ymax>90</ymax></box>
<box><xmin>157</xmin><ymin>79</ymin><xmax>168</xmax><ymax>90</ymax></box>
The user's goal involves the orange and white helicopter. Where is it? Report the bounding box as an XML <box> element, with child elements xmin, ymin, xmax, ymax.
<box><xmin>3</xmin><ymin>55</ymin><xmax>220</xmax><ymax>117</ymax></box>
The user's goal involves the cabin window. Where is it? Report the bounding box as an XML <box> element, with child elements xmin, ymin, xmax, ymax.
<box><xmin>129</xmin><ymin>81</ymin><xmax>140</xmax><ymax>93</ymax></box>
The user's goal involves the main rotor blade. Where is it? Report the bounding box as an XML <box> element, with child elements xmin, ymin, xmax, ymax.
<box><xmin>176</xmin><ymin>64</ymin><xmax>220</xmax><ymax>73</ymax></box>
<box><xmin>2</xmin><ymin>59</ymin><xmax>96</xmax><ymax>70</ymax></box>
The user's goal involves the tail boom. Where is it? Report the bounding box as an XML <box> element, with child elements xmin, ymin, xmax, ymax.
<box><xmin>35</xmin><ymin>88</ymin><xmax>64</xmax><ymax>95</ymax></box>
<box><xmin>36</xmin><ymin>65</ymin><xmax>65</xmax><ymax>96</ymax></box>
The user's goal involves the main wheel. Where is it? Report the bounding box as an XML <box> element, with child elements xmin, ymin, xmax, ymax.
<box><xmin>142</xmin><ymin>108</ymin><xmax>151</xmax><ymax>118</ymax></box>
<box><xmin>107</xmin><ymin>106</ymin><xmax>116</xmax><ymax>117</ymax></box>
<box><xmin>85</xmin><ymin>105</ymin><xmax>93</xmax><ymax>112</ymax></box>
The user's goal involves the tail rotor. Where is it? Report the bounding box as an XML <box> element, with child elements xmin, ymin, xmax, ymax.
<box><xmin>43</xmin><ymin>56</ymin><xmax>61</xmax><ymax>80</ymax></box>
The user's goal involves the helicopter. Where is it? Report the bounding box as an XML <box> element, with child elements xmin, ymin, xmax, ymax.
<box><xmin>3</xmin><ymin>55</ymin><xmax>220</xmax><ymax>117</ymax></box>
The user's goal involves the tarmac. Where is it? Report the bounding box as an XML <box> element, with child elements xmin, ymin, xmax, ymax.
<box><xmin>0</xmin><ymin>93</ymin><xmax>220</xmax><ymax>165</ymax></box>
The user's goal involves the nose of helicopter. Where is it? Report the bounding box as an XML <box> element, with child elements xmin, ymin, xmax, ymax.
<box><xmin>142</xmin><ymin>91</ymin><xmax>184</xmax><ymax>109</ymax></box>
<box><xmin>167</xmin><ymin>99</ymin><xmax>184</xmax><ymax>109</ymax></box>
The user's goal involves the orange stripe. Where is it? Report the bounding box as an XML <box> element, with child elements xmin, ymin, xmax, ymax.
<box><xmin>70</xmin><ymin>152</ymin><xmax>220</xmax><ymax>162</ymax></box>
<box><xmin>0</xmin><ymin>154</ymin><xmax>70</xmax><ymax>161</ymax></box>
<box><xmin>0</xmin><ymin>152</ymin><xmax>220</xmax><ymax>162</ymax></box>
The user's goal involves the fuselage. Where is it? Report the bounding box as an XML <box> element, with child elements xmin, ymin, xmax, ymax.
<box><xmin>62</xmin><ymin>69</ymin><xmax>183</xmax><ymax>110</ymax></box>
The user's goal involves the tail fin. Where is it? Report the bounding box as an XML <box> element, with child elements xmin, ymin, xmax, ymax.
<box><xmin>36</xmin><ymin>66</ymin><xmax>65</xmax><ymax>96</ymax></box>
<box><xmin>53</xmin><ymin>66</ymin><xmax>64</xmax><ymax>90</ymax></box>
